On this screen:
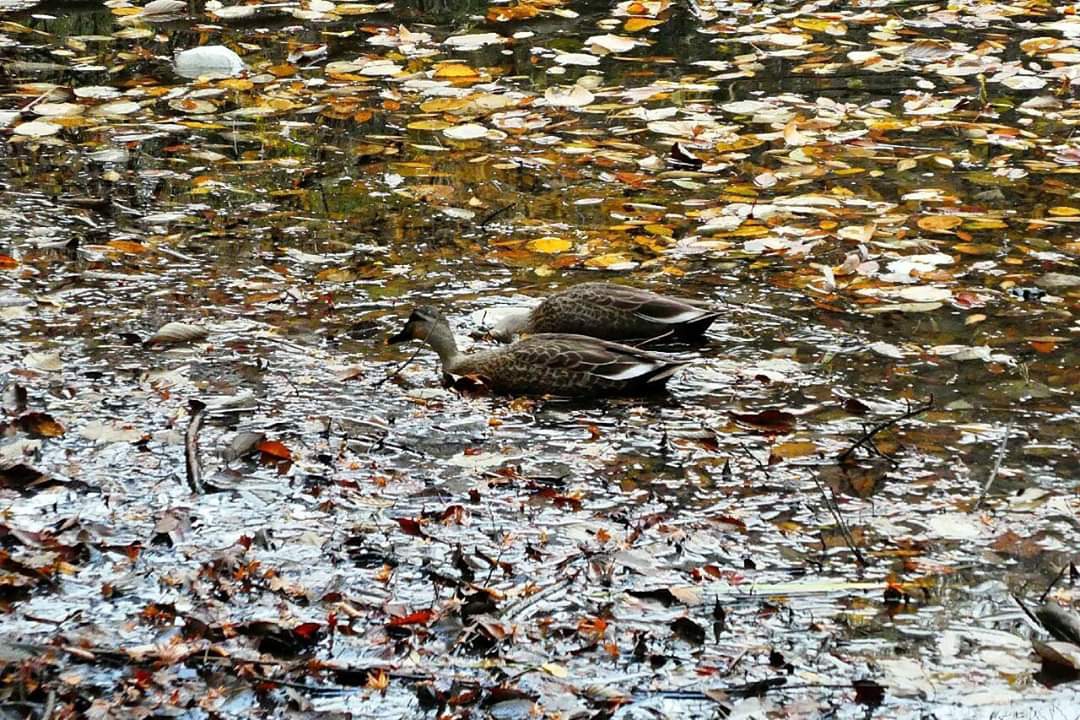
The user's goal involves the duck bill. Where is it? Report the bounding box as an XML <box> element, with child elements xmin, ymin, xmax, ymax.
<box><xmin>387</xmin><ymin>328</ymin><xmax>411</xmax><ymax>345</ymax></box>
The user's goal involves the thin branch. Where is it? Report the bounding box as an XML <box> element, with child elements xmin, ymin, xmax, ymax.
<box><xmin>837</xmin><ymin>395</ymin><xmax>933</xmax><ymax>464</ymax></box>
<box><xmin>374</xmin><ymin>324</ymin><xmax>432</xmax><ymax>388</ymax></box>
<box><xmin>974</xmin><ymin>418</ymin><xmax>1012</xmax><ymax>511</ymax></box>
<box><xmin>813</xmin><ymin>475</ymin><xmax>866</xmax><ymax>567</ymax></box>
<box><xmin>479</xmin><ymin>202</ymin><xmax>516</xmax><ymax>228</ymax></box>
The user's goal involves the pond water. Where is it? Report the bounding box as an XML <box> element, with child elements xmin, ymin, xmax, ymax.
<box><xmin>1</xmin><ymin>0</ymin><xmax>1079</xmax><ymax>717</ymax></box>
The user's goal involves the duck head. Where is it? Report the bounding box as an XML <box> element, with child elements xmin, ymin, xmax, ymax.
<box><xmin>388</xmin><ymin>306</ymin><xmax>446</xmax><ymax>345</ymax></box>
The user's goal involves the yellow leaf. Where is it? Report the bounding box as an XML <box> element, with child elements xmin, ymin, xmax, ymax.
<box><xmin>433</xmin><ymin>63</ymin><xmax>479</xmax><ymax>79</ymax></box>
<box><xmin>541</xmin><ymin>663</ymin><xmax>568</xmax><ymax>678</ymax></box>
<box><xmin>268</xmin><ymin>64</ymin><xmax>297</xmax><ymax>78</ymax></box>
<box><xmin>771</xmin><ymin>441</ymin><xmax>818</xmax><ymax>459</ymax></box>
<box><xmin>1049</xmin><ymin>206</ymin><xmax>1080</xmax><ymax>217</ymax></box>
<box><xmin>794</xmin><ymin>18</ymin><xmax>847</xmax><ymax>35</ymax></box>
<box><xmin>714</xmin><ymin>136</ymin><xmax>765</xmax><ymax>153</ymax></box>
<box><xmin>917</xmin><ymin>215</ymin><xmax>963</xmax><ymax>232</ymax></box>
<box><xmin>962</xmin><ymin>218</ymin><xmax>1008</xmax><ymax>230</ymax></box>
<box><xmin>952</xmin><ymin>243</ymin><xmax>998</xmax><ymax>256</ymax></box>
<box><xmin>407</xmin><ymin>120</ymin><xmax>451</xmax><ymax>131</ymax></box>
<box><xmin>527</xmin><ymin>237</ymin><xmax>572</xmax><ymax>254</ymax></box>
<box><xmin>218</xmin><ymin>78</ymin><xmax>254</xmax><ymax>91</ymax></box>
<box><xmin>624</xmin><ymin>17</ymin><xmax>663</xmax><ymax>32</ymax></box>
<box><xmin>712</xmin><ymin>225</ymin><xmax>769</xmax><ymax>238</ymax></box>
<box><xmin>420</xmin><ymin>97</ymin><xmax>472</xmax><ymax>113</ymax></box>
<box><xmin>585</xmin><ymin>252</ymin><xmax>634</xmax><ymax>268</ymax></box>
<box><xmin>265</xmin><ymin>98</ymin><xmax>297</xmax><ymax>111</ymax></box>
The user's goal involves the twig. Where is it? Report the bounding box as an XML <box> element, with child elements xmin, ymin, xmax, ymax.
<box><xmin>503</xmin><ymin>573</ymin><xmax>577</xmax><ymax>622</ymax></box>
<box><xmin>1039</xmin><ymin>563</ymin><xmax>1071</xmax><ymax>604</ymax></box>
<box><xmin>42</xmin><ymin>690</ymin><xmax>56</xmax><ymax>720</ymax></box>
<box><xmin>155</xmin><ymin>245</ymin><xmax>200</xmax><ymax>264</ymax></box>
<box><xmin>479</xmin><ymin>202</ymin><xmax>516</xmax><ymax>228</ymax></box>
<box><xmin>813</xmin><ymin>474</ymin><xmax>866</xmax><ymax>567</ymax></box>
<box><xmin>974</xmin><ymin>418</ymin><xmax>1012</xmax><ymax>511</ymax></box>
<box><xmin>837</xmin><ymin>395</ymin><xmax>933</xmax><ymax>464</ymax></box>
<box><xmin>185</xmin><ymin>399</ymin><xmax>207</xmax><ymax>494</ymax></box>
<box><xmin>374</xmin><ymin>324</ymin><xmax>432</xmax><ymax>388</ymax></box>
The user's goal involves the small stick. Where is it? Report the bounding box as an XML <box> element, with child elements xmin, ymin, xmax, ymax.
<box><xmin>185</xmin><ymin>399</ymin><xmax>207</xmax><ymax>494</ymax></box>
<box><xmin>974</xmin><ymin>418</ymin><xmax>1012</xmax><ymax>511</ymax></box>
<box><xmin>813</xmin><ymin>475</ymin><xmax>866</xmax><ymax>567</ymax></box>
<box><xmin>155</xmin><ymin>245</ymin><xmax>200</xmax><ymax>264</ymax></box>
<box><xmin>837</xmin><ymin>395</ymin><xmax>933</xmax><ymax>464</ymax></box>
<box><xmin>1040</xmin><ymin>563</ymin><xmax>1070</xmax><ymax>604</ymax></box>
<box><xmin>479</xmin><ymin>202</ymin><xmax>516</xmax><ymax>228</ymax></box>
<box><xmin>374</xmin><ymin>324</ymin><xmax>432</xmax><ymax>388</ymax></box>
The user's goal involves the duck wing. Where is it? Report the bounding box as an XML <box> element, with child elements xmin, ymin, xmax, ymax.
<box><xmin>573</xmin><ymin>283</ymin><xmax>719</xmax><ymax>326</ymax></box>
<box><xmin>511</xmin><ymin>333</ymin><xmax>688</xmax><ymax>382</ymax></box>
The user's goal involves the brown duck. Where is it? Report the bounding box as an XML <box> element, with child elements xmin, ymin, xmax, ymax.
<box><xmin>389</xmin><ymin>306</ymin><xmax>688</xmax><ymax>396</ymax></box>
<box><xmin>490</xmin><ymin>282</ymin><xmax>720</xmax><ymax>343</ymax></box>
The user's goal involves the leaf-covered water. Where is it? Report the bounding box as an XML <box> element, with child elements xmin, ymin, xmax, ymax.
<box><xmin>1</xmin><ymin>0</ymin><xmax>1079</xmax><ymax>717</ymax></box>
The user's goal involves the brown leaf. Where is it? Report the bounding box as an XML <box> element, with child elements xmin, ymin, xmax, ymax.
<box><xmin>16</xmin><ymin>412</ymin><xmax>65</xmax><ymax>438</ymax></box>
<box><xmin>729</xmin><ymin>409</ymin><xmax>796</xmax><ymax>434</ymax></box>
<box><xmin>396</xmin><ymin>517</ymin><xmax>427</xmax><ymax>538</ymax></box>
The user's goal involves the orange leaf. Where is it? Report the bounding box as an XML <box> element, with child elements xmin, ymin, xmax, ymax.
<box><xmin>624</xmin><ymin>17</ymin><xmax>663</xmax><ymax>31</ymax></box>
<box><xmin>107</xmin><ymin>240</ymin><xmax>148</xmax><ymax>254</ymax></box>
<box><xmin>257</xmin><ymin>440</ymin><xmax>292</xmax><ymax>460</ymax></box>
<box><xmin>366</xmin><ymin>669</ymin><xmax>390</xmax><ymax>691</ymax></box>
<box><xmin>487</xmin><ymin>3</ymin><xmax>540</xmax><ymax>21</ymax></box>
<box><xmin>0</xmin><ymin>255</ymin><xmax>17</xmax><ymax>269</ymax></box>
<box><xmin>614</xmin><ymin>171</ymin><xmax>648</xmax><ymax>187</ymax></box>
<box><xmin>268</xmin><ymin>64</ymin><xmax>297</xmax><ymax>78</ymax></box>
<box><xmin>388</xmin><ymin>609</ymin><xmax>436</xmax><ymax>626</ymax></box>
<box><xmin>916</xmin><ymin>215</ymin><xmax>962</xmax><ymax>232</ymax></box>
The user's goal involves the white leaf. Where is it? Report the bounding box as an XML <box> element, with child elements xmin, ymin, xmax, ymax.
<box><xmin>146</xmin><ymin>322</ymin><xmax>209</xmax><ymax>346</ymax></box>
<box><xmin>585</xmin><ymin>34</ymin><xmax>638</xmax><ymax>54</ymax></box>
<box><xmin>554</xmin><ymin>52</ymin><xmax>600</xmax><ymax>66</ymax></box>
<box><xmin>13</xmin><ymin>120</ymin><xmax>60</xmax><ymax>137</ymax></box>
<box><xmin>174</xmin><ymin>45</ymin><xmax>246</xmax><ymax>79</ymax></box>
<box><xmin>867</xmin><ymin>341</ymin><xmax>907</xmax><ymax>359</ymax></box>
<box><xmin>443</xmin><ymin>123</ymin><xmax>488</xmax><ymax>140</ymax></box>
<box><xmin>544</xmin><ymin>85</ymin><xmax>594</xmax><ymax>108</ymax></box>
<box><xmin>896</xmin><ymin>286</ymin><xmax>951</xmax><ymax>302</ymax></box>
<box><xmin>444</xmin><ymin>33</ymin><xmax>505</xmax><ymax>50</ymax></box>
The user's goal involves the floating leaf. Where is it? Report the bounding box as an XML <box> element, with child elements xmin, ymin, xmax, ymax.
<box><xmin>527</xmin><ymin>237</ymin><xmax>572</xmax><ymax>253</ymax></box>
<box><xmin>443</xmin><ymin>123</ymin><xmax>489</xmax><ymax>140</ymax></box>
<box><xmin>544</xmin><ymin>85</ymin><xmax>594</xmax><ymax>108</ymax></box>
<box><xmin>144</xmin><ymin>322</ymin><xmax>209</xmax><ymax>346</ymax></box>
<box><xmin>13</xmin><ymin>121</ymin><xmax>60</xmax><ymax>137</ymax></box>
<box><xmin>174</xmin><ymin>45</ymin><xmax>245</xmax><ymax>79</ymax></box>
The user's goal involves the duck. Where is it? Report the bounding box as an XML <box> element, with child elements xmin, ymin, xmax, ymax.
<box><xmin>388</xmin><ymin>306</ymin><xmax>688</xmax><ymax>396</ymax></box>
<box><xmin>489</xmin><ymin>282</ymin><xmax>720</xmax><ymax>343</ymax></box>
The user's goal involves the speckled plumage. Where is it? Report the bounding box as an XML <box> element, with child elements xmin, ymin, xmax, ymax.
<box><xmin>492</xmin><ymin>282</ymin><xmax>719</xmax><ymax>343</ymax></box>
<box><xmin>389</xmin><ymin>307</ymin><xmax>687</xmax><ymax>397</ymax></box>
